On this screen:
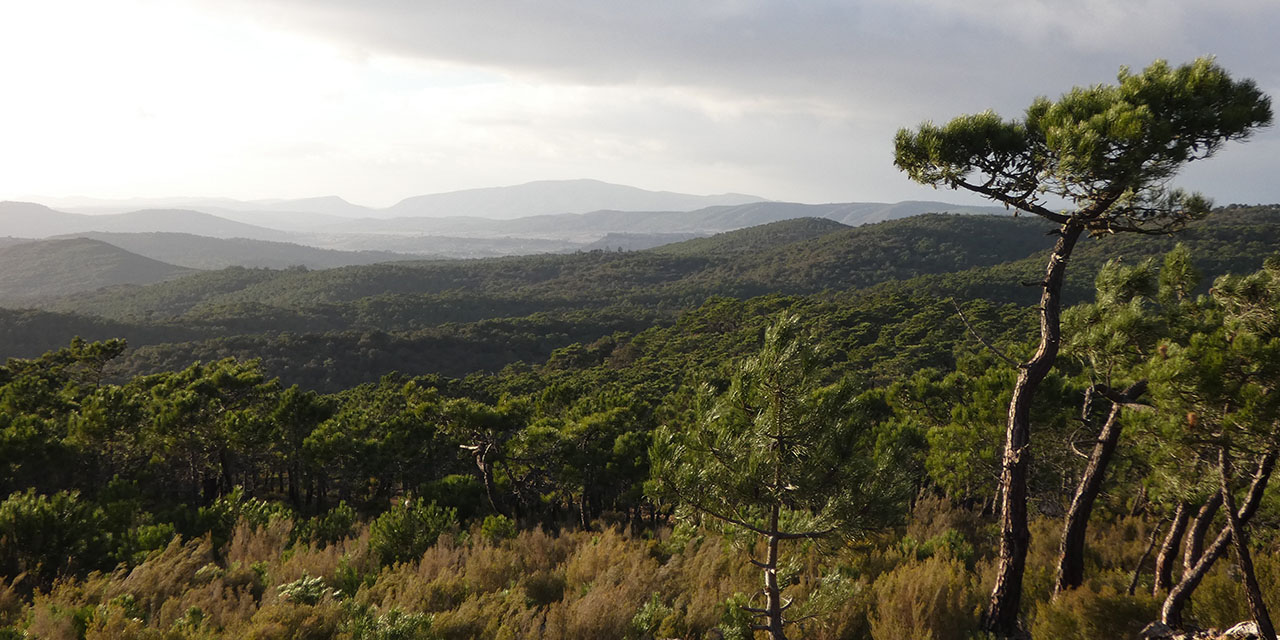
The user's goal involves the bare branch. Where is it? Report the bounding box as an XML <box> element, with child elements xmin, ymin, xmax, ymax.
<box><xmin>951</xmin><ymin>299</ymin><xmax>1021</xmax><ymax>368</ymax></box>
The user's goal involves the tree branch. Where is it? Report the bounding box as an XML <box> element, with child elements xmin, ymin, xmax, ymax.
<box><xmin>951</xmin><ymin>299</ymin><xmax>1021</xmax><ymax>368</ymax></box>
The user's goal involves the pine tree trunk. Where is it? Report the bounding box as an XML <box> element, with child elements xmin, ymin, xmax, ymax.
<box><xmin>764</xmin><ymin>503</ymin><xmax>787</xmax><ymax>640</ymax></box>
<box><xmin>1219</xmin><ymin>449</ymin><xmax>1276</xmax><ymax>640</ymax></box>
<box><xmin>1161</xmin><ymin>452</ymin><xmax>1276</xmax><ymax>628</ymax></box>
<box><xmin>1183</xmin><ymin>492</ymin><xmax>1223</xmax><ymax>573</ymax></box>
<box><xmin>1053</xmin><ymin>381</ymin><xmax>1145</xmax><ymax>597</ymax></box>
<box><xmin>1153</xmin><ymin>501</ymin><xmax>1190</xmax><ymax>594</ymax></box>
<box><xmin>1128</xmin><ymin>522</ymin><xmax>1163</xmax><ymax>596</ymax></box>
<box><xmin>986</xmin><ymin>223</ymin><xmax>1082</xmax><ymax>637</ymax></box>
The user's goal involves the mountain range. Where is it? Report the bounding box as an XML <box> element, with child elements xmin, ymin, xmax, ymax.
<box><xmin>0</xmin><ymin>179</ymin><xmax>1013</xmax><ymax>303</ymax></box>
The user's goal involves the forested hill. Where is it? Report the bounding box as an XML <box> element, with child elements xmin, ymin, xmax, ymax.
<box><xmin>38</xmin><ymin>214</ymin><xmax>1052</xmax><ymax>323</ymax></box>
<box><xmin>1</xmin><ymin>206</ymin><xmax>1277</xmax><ymax>390</ymax></box>
<box><xmin>50</xmin><ymin>231</ymin><xmax>416</xmax><ymax>270</ymax></box>
<box><xmin>0</xmin><ymin>238</ymin><xmax>195</xmax><ymax>303</ymax></box>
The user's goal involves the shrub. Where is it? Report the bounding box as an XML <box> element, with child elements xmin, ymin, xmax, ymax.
<box><xmin>629</xmin><ymin>592</ymin><xmax>673</xmax><ymax>640</ymax></box>
<box><xmin>0</xmin><ymin>489</ymin><xmax>109</xmax><ymax>584</ymax></box>
<box><xmin>278</xmin><ymin>575</ymin><xmax>339</xmax><ymax>606</ymax></box>
<box><xmin>479</xmin><ymin>515</ymin><xmax>516</xmax><ymax>544</ymax></box>
<box><xmin>869</xmin><ymin>554</ymin><xmax>982</xmax><ymax>640</ymax></box>
<box><xmin>521</xmin><ymin>570</ymin><xmax>565</xmax><ymax>608</ymax></box>
<box><xmin>1029</xmin><ymin>585</ymin><xmax>1156</xmax><ymax>640</ymax></box>
<box><xmin>369</xmin><ymin>500</ymin><xmax>458</xmax><ymax>566</ymax></box>
<box><xmin>297</xmin><ymin>501</ymin><xmax>359</xmax><ymax>547</ymax></box>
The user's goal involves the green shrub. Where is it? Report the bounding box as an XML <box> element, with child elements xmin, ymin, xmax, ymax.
<box><xmin>297</xmin><ymin>501</ymin><xmax>359</xmax><ymax>547</ymax></box>
<box><xmin>628</xmin><ymin>592</ymin><xmax>673</xmax><ymax>640</ymax></box>
<box><xmin>369</xmin><ymin>499</ymin><xmax>457</xmax><ymax>566</ymax></box>
<box><xmin>479</xmin><ymin>515</ymin><xmax>516</xmax><ymax>544</ymax></box>
<box><xmin>0</xmin><ymin>489</ymin><xmax>109</xmax><ymax>583</ymax></box>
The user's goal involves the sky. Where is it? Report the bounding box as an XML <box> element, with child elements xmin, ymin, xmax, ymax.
<box><xmin>2</xmin><ymin>0</ymin><xmax>1279</xmax><ymax>209</ymax></box>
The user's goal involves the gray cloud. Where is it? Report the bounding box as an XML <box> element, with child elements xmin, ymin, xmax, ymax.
<box><xmin>152</xmin><ymin>2</ymin><xmax>1280</xmax><ymax>203</ymax></box>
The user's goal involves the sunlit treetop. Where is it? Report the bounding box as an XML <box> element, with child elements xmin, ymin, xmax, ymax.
<box><xmin>894</xmin><ymin>57</ymin><xmax>1272</xmax><ymax>235</ymax></box>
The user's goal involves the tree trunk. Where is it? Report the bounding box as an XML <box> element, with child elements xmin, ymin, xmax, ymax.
<box><xmin>1161</xmin><ymin>452</ymin><xmax>1276</xmax><ymax>628</ymax></box>
<box><xmin>1153</xmin><ymin>501</ymin><xmax>1191</xmax><ymax>595</ymax></box>
<box><xmin>1053</xmin><ymin>380</ymin><xmax>1146</xmax><ymax>597</ymax></box>
<box><xmin>1183</xmin><ymin>491</ymin><xmax>1223</xmax><ymax>574</ymax></box>
<box><xmin>1128</xmin><ymin>522</ymin><xmax>1163</xmax><ymax>596</ymax></box>
<box><xmin>1219</xmin><ymin>449</ymin><xmax>1276</xmax><ymax>640</ymax></box>
<box><xmin>762</xmin><ymin>503</ymin><xmax>787</xmax><ymax>640</ymax></box>
<box><xmin>985</xmin><ymin>222</ymin><xmax>1083</xmax><ymax>637</ymax></box>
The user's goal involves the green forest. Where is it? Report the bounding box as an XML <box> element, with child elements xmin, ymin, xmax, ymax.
<box><xmin>1</xmin><ymin>59</ymin><xmax>1279</xmax><ymax>640</ymax></box>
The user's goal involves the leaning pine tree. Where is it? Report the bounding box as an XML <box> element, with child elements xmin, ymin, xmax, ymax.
<box><xmin>892</xmin><ymin>57</ymin><xmax>1271</xmax><ymax>638</ymax></box>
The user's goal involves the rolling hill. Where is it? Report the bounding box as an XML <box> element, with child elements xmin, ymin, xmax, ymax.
<box><xmin>0</xmin><ymin>202</ymin><xmax>291</xmax><ymax>241</ymax></box>
<box><xmin>0</xmin><ymin>238</ymin><xmax>195</xmax><ymax>303</ymax></box>
<box><xmin>51</xmin><ymin>232</ymin><xmax>415</xmax><ymax>270</ymax></box>
<box><xmin>3</xmin><ymin>206</ymin><xmax>1278</xmax><ymax>389</ymax></box>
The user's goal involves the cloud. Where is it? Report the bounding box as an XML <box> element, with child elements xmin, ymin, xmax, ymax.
<box><xmin>4</xmin><ymin>1</ymin><xmax>1277</xmax><ymax>205</ymax></box>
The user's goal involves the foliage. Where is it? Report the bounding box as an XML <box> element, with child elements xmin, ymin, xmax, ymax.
<box><xmin>368</xmin><ymin>500</ymin><xmax>458</xmax><ymax>566</ymax></box>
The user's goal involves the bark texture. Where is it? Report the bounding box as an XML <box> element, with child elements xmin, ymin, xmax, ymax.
<box><xmin>1219</xmin><ymin>449</ymin><xmax>1277</xmax><ymax>640</ymax></box>
<box><xmin>1153</xmin><ymin>501</ymin><xmax>1190</xmax><ymax>595</ymax></box>
<box><xmin>1053</xmin><ymin>380</ymin><xmax>1147</xmax><ymax>596</ymax></box>
<box><xmin>1161</xmin><ymin>452</ymin><xmax>1276</xmax><ymax>628</ymax></box>
<box><xmin>1183</xmin><ymin>492</ymin><xmax>1223</xmax><ymax>574</ymax></box>
<box><xmin>985</xmin><ymin>223</ymin><xmax>1082</xmax><ymax>636</ymax></box>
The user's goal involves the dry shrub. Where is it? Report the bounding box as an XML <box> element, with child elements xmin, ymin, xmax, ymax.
<box><xmin>83</xmin><ymin>599</ymin><xmax>165</xmax><ymax>640</ymax></box>
<box><xmin>1087</xmin><ymin>515</ymin><xmax>1158</xmax><ymax>576</ymax></box>
<box><xmin>362</xmin><ymin>566</ymin><xmax>469</xmax><ymax>614</ymax></box>
<box><xmin>907</xmin><ymin>494</ymin><xmax>985</xmax><ymax>546</ymax></box>
<box><xmin>0</xmin><ymin>577</ymin><xmax>23</xmax><ymax>627</ymax></box>
<box><xmin>233</xmin><ymin>599</ymin><xmax>342</xmax><ymax>640</ymax></box>
<box><xmin>647</xmin><ymin>534</ymin><xmax>750</xmax><ymax>637</ymax></box>
<box><xmin>1029</xmin><ymin>585</ymin><xmax>1156</xmax><ymax>640</ymax></box>
<box><xmin>151</xmin><ymin>564</ymin><xmax>260</xmax><ymax>631</ymax></box>
<box><xmin>431</xmin><ymin>590</ymin><xmax>523</xmax><ymax>640</ymax></box>
<box><xmin>110</xmin><ymin>536</ymin><xmax>215</xmax><ymax>622</ymax></box>
<box><xmin>1020</xmin><ymin>517</ymin><xmax>1064</xmax><ymax>608</ymax></box>
<box><xmin>461</xmin><ymin>540</ymin><xmax>520</xmax><ymax>594</ymax></box>
<box><xmin>360</xmin><ymin>536</ymin><xmax>469</xmax><ymax>613</ymax></box>
<box><xmin>225</xmin><ymin>517</ymin><xmax>293</xmax><ymax>571</ymax></box>
<box><xmin>561</xmin><ymin>528</ymin><xmax>662</xmax><ymax>638</ymax></box>
<box><xmin>24</xmin><ymin>582</ymin><xmax>98</xmax><ymax>640</ymax></box>
<box><xmin>509</xmin><ymin>528</ymin><xmax>576</xmax><ymax>574</ymax></box>
<box><xmin>869</xmin><ymin>554</ymin><xmax>982</xmax><ymax>640</ymax></box>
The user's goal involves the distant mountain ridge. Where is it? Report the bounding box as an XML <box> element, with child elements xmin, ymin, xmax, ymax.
<box><xmin>323</xmin><ymin>200</ymin><xmax>1008</xmax><ymax>239</ymax></box>
<box><xmin>0</xmin><ymin>202</ymin><xmax>290</xmax><ymax>241</ymax></box>
<box><xmin>40</xmin><ymin>180</ymin><xmax>763</xmax><ymax>221</ymax></box>
<box><xmin>384</xmin><ymin>179</ymin><xmax>765</xmax><ymax>219</ymax></box>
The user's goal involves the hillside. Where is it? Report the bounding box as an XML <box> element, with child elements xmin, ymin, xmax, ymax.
<box><xmin>43</xmin><ymin>214</ymin><xmax>1048</xmax><ymax>323</ymax></box>
<box><xmin>0</xmin><ymin>238</ymin><xmax>195</xmax><ymax>303</ymax></box>
<box><xmin>52</xmin><ymin>232</ymin><xmax>415</xmax><ymax>270</ymax></box>
<box><xmin>4</xmin><ymin>206</ymin><xmax>1276</xmax><ymax>390</ymax></box>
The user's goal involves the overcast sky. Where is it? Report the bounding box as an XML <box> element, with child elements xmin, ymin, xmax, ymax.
<box><xmin>3</xmin><ymin>0</ymin><xmax>1278</xmax><ymax>208</ymax></box>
